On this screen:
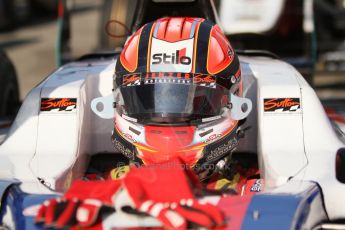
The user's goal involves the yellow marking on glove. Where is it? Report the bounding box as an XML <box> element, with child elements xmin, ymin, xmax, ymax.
<box><xmin>110</xmin><ymin>166</ymin><xmax>130</xmax><ymax>180</ymax></box>
<box><xmin>215</xmin><ymin>173</ymin><xmax>240</xmax><ymax>190</ymax></box>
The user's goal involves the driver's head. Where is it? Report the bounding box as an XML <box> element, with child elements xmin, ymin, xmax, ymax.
<box><xmin>112</xmin><ymin>17</ymin><xmax>243</xmax><ymax>178</ymax></box>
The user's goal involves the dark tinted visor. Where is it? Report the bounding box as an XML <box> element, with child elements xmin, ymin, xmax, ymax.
<box><xmin>115</xmin><ymin>72</ymin><xmax>229</xmax><ymax>123</ymax></box>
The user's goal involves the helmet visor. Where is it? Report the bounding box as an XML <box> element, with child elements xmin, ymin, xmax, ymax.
<box><xmin>115</xmin><ymin>72</ymin><xmax>229</xmax><ymax>124</ymax></box>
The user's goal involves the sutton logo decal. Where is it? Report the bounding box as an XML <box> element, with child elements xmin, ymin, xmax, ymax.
<box><xmin>40</xmin><ymin>98</ymin><xmax>77</xmax><ymax>112</ymax></box>
<box><xmin>123</xmin><ymin>73</ymin><xmax>141</xmax><ymax>86</ymax></box>
<box><xmin>264</xmin><ymin>98</ymin><xmax>301</xmax><ymax>112</ymax></box>
<box><xmin>193</xmin><ymin>74</ymin><xmax>216</xmax><ymax>88</ymax></box>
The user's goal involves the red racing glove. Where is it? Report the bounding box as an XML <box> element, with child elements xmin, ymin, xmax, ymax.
<box><xmin>35</xmin><ymin>180</ymin><xmax>121</xmax><ymax>229</ymax></box>
<box><xmin>114</xmin><ymin>158</ymin><xmax>225</xmax><ymax>230</ymax></box>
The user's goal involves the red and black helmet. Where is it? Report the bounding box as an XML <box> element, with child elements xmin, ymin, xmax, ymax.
<box><xmin>112</xmin><ymin>17</ymin><xmax>250</xmax><ymax>177</ymax></box>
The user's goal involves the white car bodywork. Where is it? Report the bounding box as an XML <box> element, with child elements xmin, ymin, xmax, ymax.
<box><xmin>0</xmin><ymin>55</ymin><xmax>344</xmax><ymax>222</ymax></box>
<box><xmin>218</xmin><ymin>0</ymin><xmax>286</xmax><ymax>34</ymax></box>
<box><xmin>218</xmin><ymin>0</ymin><xmax>315</xmax><ymax>34</ymax></box>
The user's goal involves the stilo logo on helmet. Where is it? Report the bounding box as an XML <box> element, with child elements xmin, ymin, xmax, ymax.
<box><xmin>150</xmin><ymin>37</ymin><xmax>194</xmax><ymax>73</ymax></box>
<box><xmin>152</xmin><ymin>48</ymin><xmax>191</xmax><ymax>65</ymax></box>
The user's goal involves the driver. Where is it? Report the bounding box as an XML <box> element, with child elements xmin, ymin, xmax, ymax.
<box><xmin>107</xmin><ymin>17</ymin><xmax>260</xmax><ymax>194</ymax></box>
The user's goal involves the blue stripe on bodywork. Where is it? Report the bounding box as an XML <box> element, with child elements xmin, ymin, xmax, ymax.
<box><xmin>0</xmin><ymin>179</ymin><xmax>20</xmax><ymax>207</ymax></box>
<box><xmin>241</xmin><ymin>185</ymin><xmax>321</xmax><ymax>230</ymax></box>
<box><xmin>294</xmin><ymin>187</ymin><xmax>320</xmax><ymax>230</ymax></box>
<box><xmin>0</xmin><ymin>184</ymin><xmax>59</xmax><ymax>230</ymax></box>
<box><xmin>241</xmin><ymin>195</ymin><xmax>301</xmax><ymax>230</ymax></box>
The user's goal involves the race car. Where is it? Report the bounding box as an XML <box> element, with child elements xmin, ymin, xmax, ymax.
<box><xmin>0</xmin><ymin>43</ymin><xmax>345</xmax><ymax>229</ymax></box>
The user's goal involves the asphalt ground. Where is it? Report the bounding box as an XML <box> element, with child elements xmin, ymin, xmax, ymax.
<box><xmin>0</xmin><ymin>3</ymin><xmax>344</xmax><ymax>101</ymax></box>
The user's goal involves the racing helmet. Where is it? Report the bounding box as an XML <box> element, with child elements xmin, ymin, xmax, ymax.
<box><xmin>112</xmin><ymin>17</ymin><xmax>251</xmax><ymax>176</ymax></box>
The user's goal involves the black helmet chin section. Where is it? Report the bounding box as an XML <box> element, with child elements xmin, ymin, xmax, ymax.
<box><xmin>111</xmin><ymin>127</ymin><xmax>144</xmax><ymax>165</ymax></box>
<box><xmin>194</xmin><ymin>125</ymin><xmax>241</xmax><ymax>181</ymax></box>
